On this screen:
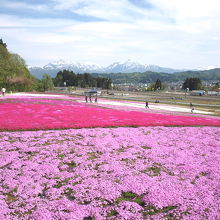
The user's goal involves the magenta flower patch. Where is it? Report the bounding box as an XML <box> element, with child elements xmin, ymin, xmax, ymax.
<box><xmin>0</xmin><ymin>97</ymin><xmax>219</xmax><ymax>131</ymax></box>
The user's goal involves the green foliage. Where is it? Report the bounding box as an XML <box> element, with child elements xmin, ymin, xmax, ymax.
<box><xmin>116</xmin><ymin>191</ymin><xmax>145</xmax><ymax>206</ymax></box>
<box><xmin>182</xmin><ymin>77</ymin><xmax>202</xmax><ymax>91</ymax></box>
<box><xmin>143</xmin><ymin>205</ymin><xmax>177</xmax><ymax>216</ymax></box>
<box><xmin>63</xmin><ymin>187</ymin><xmax>75</xmax><ymax>201</ymax></box>
<box><xmin>147</xmin><ymin>79</ymin><xmax>164</xmax><ymax>91</ymax></box>
<box><xmin>53</xmin><ymin>70</ymin><xmax>112</xmax><ymax>89</ymax></box>
<box><xmin>154</xmin><ymin>79</ymin><xmax>162</xmax><ymax>90</ymax></box>
<box><xmin>144</xmin><ymin>166</ymin><xmax>161</xmax><ymax>176</ymax></box>
<box><xmin>92</xmin><ymin>69</ymin><xmax>220</xmax><ymax>84</ymax></box>
<box><xmin>38</xmin><ymin>74</ymin><xmax>54</xmax><ymax>91</ymax></box>
<box><xmin>141</xmin><ymin>146</ymin><xmax>151</xmax><ymax>149</ymax></box>
<box><xmin>57</xmin><ymin>154</ymin><xmax>65</xmax><ymax>159</ymax></box>
<box><xmin>107</xmin><ymin>210</ymin><xmax>118</xmax><ymax>217</ymax></box>
<box><xmin>0</xmin><ymin>39</ymin><xmax>7</xmax><ymax>48</ymax></box>
<box><xmin>53</xmin><ymin>178</ymin><xmax>71</xmax><ymax>188</ymax></box>
<box><xmin>211</xmin><ymin>82</ymin><xmax>219</xmax><ymax>90</ymax></box>
<box><xmin>0</xmin><ymin>39</ymin><xmax>36</xmax><ymax>91</ymax></box>
<box><xmin>65</xmin><ymin>161</ymin><xmax>76</xmax><ymax>168</ymax></box>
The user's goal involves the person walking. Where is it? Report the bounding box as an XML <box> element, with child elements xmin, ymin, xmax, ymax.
<box><xmin>1</xmin><ymin>88</ymin><xmax>6</xmax><ymax>96</ymax></box>
<box><xmin>190</xmin><ymin>103</ymin><xmax>194</xmax><ymax>113</ymax></box>
<box><xmin>145</xmin><ymin>101</ymin><xmax>149</xmax><ymax>108</ymax></box>
<box><xmin>89</xmin><ymin>95</ymin><xmax>92</xmax><ymax>103</ymax></box>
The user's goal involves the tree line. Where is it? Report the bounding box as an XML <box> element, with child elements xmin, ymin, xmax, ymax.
<box><xmin>144</xmin><ymin>78</ymin><xmax>202</xmax><ymax>91</ymax></box>
<box><xmin>92</xmin><ymin>68</ymin><xmax>220</xmax><ymax>84</ymax></box>
<box><xmin>53</xmin><ymin>69</ymin><xmax>112</xmax><ymax>89</ymax></box>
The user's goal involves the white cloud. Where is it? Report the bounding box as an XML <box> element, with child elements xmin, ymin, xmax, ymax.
<box><xmin>149</xmin><ymin>0</ymin><xmax>220</xmax><ymax>32</ymax></box>
<box><xmin>1</xmin><ymin>0</ymin><xmax>220</xmax><ymax>69</ymax></box>
<box><xmin>150</xmin><ymin>0</ymin><xmax>220</xmax><ymax>18</ymax></box>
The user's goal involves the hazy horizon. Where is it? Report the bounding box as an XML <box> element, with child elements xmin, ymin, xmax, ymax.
<box><xmin>1</xmin><ymin>0</ymin><xmax>220</xmax><ymax>69</ymax></box>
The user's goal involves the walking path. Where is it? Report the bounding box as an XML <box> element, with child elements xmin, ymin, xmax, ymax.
<box><xmin>81</xmin><ymin>100</ymin><xmax>213</xmax><ymax>115</ymax></box>
<box><xmin>2</xmin><ymin>93</ymin><xmax>214</xmax><ymax>115</ymax></box>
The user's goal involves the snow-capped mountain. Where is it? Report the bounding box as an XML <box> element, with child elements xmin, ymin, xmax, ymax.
<box><xmin>104</xmin><ymin>60</ymin><xmax>181</xmax><ymax>74</ymax></box>
<box><xmin>105</xmin><ymin>60</ymin><xmax>146</xmax><ymax>73</ymax></box>
<box><xmin>29</xmin><ymin>59</ymin><xmax>183</xmax><ymax>79</ymax></box>
<box><xmin>197</xmin><ymin>65</ymin><xmax>220</xmax><ymax>71</ymax></box>
<box><xmin>43</xmin><ymin>59</ymin><xmax>103</xmax><ymax>73</ymax></box>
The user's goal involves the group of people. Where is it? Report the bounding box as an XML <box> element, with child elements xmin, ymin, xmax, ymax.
<box><xmin>1</xmin><ymin>88</ymin><xmax>6</xmax><ymax>96</ymax></box>
<box><xmin>85</xmin><ymin>95</ymin><xmax>98</xmax><ymax>103</ymax></box>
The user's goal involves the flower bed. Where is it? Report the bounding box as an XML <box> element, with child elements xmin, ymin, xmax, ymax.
<box><xmin>0</xmin><ymin>97</ymin><xmax>220</xmax><ymax>131</ymax></box>
<box><xmin>0</xmin><ymin>127</ymin><xmax>219</xmax><ymax>219</ymax></box>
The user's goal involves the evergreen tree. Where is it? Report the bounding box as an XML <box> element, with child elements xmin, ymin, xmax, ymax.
<box><xmin>53</xmin><ymin>70</ymin><xmax>111</xmax><ymax>89</ymax></box>
<box><xmin>154</xmin><ymin>79</ymin><xmax>162</xmax><ymax>90</ymax></box>
<box><xmin>0</xmin><ymin>39</ymin><xmax>7</xmax><ymax>48</ymax></box>
<box><xmin>182</xmin><ymin>78</ymin><xmax>202</xmax><ymax>91</ymax></box>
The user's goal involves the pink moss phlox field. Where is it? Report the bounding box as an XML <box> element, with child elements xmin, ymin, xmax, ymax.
<box><xmin>0</xmin><ymin>96</ymin><xmax>220</xmax><ymax>130</ymax></box>
<box><xmin>0</xmin><ymin>127</ymin><xmax>219</xmax><ymax>219</ymax></box>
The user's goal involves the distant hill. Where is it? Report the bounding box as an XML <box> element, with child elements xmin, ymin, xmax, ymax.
<box><xmin>92</xmin><ymin>69</ymin><xmax>220</xmax><ymax>84</ymax></box>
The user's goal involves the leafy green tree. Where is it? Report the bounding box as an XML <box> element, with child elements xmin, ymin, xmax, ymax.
<box><xmin>211</xmin><ymin>82</ymin><xmax>219</xmax><ymax>90</ymax></box>
<box><xmin>182</xmin><ymin>78</ymin><xmax>202</xmax><ymax>91</ymax></box>
<box><xmin>40</xmin><ymin>74</ymin><xmax>54</xmax><ymax>91</ymax></box>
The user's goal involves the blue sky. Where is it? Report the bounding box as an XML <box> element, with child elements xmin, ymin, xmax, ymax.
<box><xmin>1</xmin><ymin>0</ymin><xmax>220</xmax><ymax>69</ymax></box>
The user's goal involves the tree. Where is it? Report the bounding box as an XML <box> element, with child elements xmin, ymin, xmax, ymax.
<box><xmin>154</xmin><ymin>79</ymin><xmax>162</xmax><ymax>90</ymax></box>
<box><xmin>182</xmin><ymin>78</ymin><xmax>202</xmax><ymax>91</ymax></box>
<box><xmin>0</xmin><ymin>39</ymin><xmax>7</xmax><ymax>48</ymax></box>
<box><xmin>211</xmin><ymin>82</ymin><xmax>219</xmax><ymax>90</ymax></box>
<box><xmin>40</xmin><ymin>74</ymin><xmax>54</xmax><ymax>91</ymax></box>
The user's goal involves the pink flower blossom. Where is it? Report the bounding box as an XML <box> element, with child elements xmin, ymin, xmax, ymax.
<box><xmin>0</xmin><ymin>126</ymin><xmax>219</xmax><ymax>219</ymax></box>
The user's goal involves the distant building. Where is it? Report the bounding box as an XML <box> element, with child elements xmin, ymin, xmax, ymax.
<box><xmin>207</xmin><ymin>91</ymin><xmax>220</xmax><ymax>96</ymax></box>
<box><xmin>84</xmin><ymin>88</ymin><xmax>103</xmax><ymax>97</ymax></box>
<box><xmin>190</xmin><ymin>90</ymin><xmax>205</xmax><ymax>96</ymax></box>
<box><xmin>207</xmin><ymin>88</ymin><xmax>220</xmax><ymax>95</ymax></box>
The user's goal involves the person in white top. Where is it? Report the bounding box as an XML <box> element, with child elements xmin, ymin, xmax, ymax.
<box><xmin>1</xmin><ymin>88</ymin><xmax>6</xmax><ymax>96</ymax></box>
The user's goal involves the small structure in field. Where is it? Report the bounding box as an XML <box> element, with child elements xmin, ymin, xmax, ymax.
<box><xmin>207</xmin><ymin>91</ymin><xmax>220</xmax><ymax>96</ymax></box>
<box><xmin>190</xmin><ymin>90</ymin><xmax>205</xmax><ymax>96</ymax></box>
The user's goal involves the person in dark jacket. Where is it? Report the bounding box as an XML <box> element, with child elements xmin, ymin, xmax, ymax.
<box><xmin>145</xmin><ymin>101</ymin><xmax>149</xmax><ymax>108</ymax></box>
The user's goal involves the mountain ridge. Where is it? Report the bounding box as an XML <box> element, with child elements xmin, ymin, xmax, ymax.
<box><xmin>29</xmin><ymin>59</ymin><xmax>185</xmax><ymax>79</ymax></box>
